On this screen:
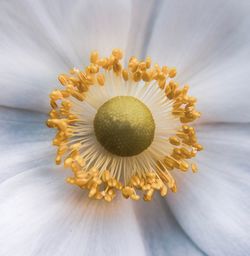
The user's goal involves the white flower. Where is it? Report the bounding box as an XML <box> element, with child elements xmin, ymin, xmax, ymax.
<box><xmin>0</xmin><ymin>0</ymin><xmax>250</xmax><ymax>256</ymax></box>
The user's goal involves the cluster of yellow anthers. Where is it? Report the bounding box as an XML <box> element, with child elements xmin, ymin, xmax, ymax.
<box><xmin>47</xmin><ymin>48</ymin><xmax>203</xmax><ymax>202</ymax></box>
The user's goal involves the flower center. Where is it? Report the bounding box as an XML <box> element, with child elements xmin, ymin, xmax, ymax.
<box><xmin>47</xmin><ymin>48</ymin><xmax>203</xmax><ymax>202</ymax></box>
<box><xmin>94</xmin><ymin>96</ymin><xmax>155</xmax><ymax>156</ymax></box>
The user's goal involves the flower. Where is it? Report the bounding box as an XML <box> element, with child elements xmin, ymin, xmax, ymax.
<box><xmin>47</xmin><ymin>49</ymin><xmax>202</xmax><ymax>202</ymax></box>
<box><xmin>0</xmin><ymin>0</ymin><xmax>250</xmax><ymax>256</ymax></box>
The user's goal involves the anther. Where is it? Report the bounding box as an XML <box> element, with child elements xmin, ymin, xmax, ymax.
<box><xmin>90</xmin><ymin>51</ymin><xmax>99</xmax><ymax>63</ymax></box>
<box><xmin>97</xmin><ymin>73</ymin><xmax>105</xmax><ymax>86</ymax></box>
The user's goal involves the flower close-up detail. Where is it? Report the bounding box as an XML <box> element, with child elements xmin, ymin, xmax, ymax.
<box><xmin>1</xmin><ymin>0</ymin><xmax>250</xmax><ymax>256</ymax></box>
<box><xmin>47</xmin><ymin>49</ymin><xmax>202</xmax><ymax>202</ymax></box>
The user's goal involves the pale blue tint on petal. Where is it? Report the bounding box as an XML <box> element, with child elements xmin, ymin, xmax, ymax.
<box><xmin>0</xmin><ymin>167</ymin><xmax>146</xmax><ymax>256</ymax></box>
<box><xmin>134</xmin><ymin>196</ymin><xmax>206</xmax><ymax>256</ymax></box>
<box><xmin>167</xmin><ymin>123</ymin><xmax>250</xmax><ymax>256</ymax></box>
<box><xmin>145</xmin><ymin>0</ymin><xmax>250</xmax><ymax>122</ymax></box>
<box><xmin>0</xmin><ymin>107</ymin><xmax>54</xmax><ymax>183</ymax></box>
<box><xmin>126</xmin><ymin>0</ymin><xmax>163</xmax><ymax>59</ymax></box>
<box><xmin>0</xmin><ymin>0</ymin><xmax>132</xmax><ymax>112</ymax></box>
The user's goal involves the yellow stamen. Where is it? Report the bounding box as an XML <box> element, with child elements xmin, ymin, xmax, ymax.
<box><xmin>47</xmin><ymin>49</ymin><xmax>203</xmax><ymax>202</ymax></box>
<box><xmin>96</xmin><ymin>73</ymin><xmax>105</xmax><ymax>86</ymax></box>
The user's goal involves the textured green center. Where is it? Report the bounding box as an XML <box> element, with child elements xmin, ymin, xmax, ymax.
<box><xmin>94</xmin><ymin>96</ymin><xmax>155</xmax><ymax>156</ymax></box>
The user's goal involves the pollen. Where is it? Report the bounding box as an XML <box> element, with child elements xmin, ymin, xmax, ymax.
<box><xmin>47</xmin><ymin>49</ymin><xmax>203</xmax><ymax>202</ymax></box>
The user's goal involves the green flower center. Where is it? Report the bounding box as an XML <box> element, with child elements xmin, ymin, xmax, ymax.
<box><xmin>94</xmin><ymin>96</ymin><xmax>155</xmax><ymax>156</ymax></box>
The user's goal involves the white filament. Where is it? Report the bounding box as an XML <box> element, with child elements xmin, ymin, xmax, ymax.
<box><xmin>68</xmin><ymin>72</ymin><xmax>180</xmax><ymax>183</ymax></box>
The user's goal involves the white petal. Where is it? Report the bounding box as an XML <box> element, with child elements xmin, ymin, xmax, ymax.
<box><xmin>167</xmin><ymin>124</ymin><xmax>250</xmax><ymax>255</ymax></box>
<box><xmin>0</xmin><ymin>107</ymin><xmax>54</xmax><ymax>183</ymax></box>
<box><xmin>126</xmin><ymin>0</ymin><xmax>160</xmax><ymax>58</ymax></box>
<box><xmin>146</xmin><ymin>0</ymin><xmax>250</xmax><ymax>122</ymax></box>
<box><xmin>0</xmin><ymin>167</ymin><xmax>146</xmax><ymax>256</ymax></box>
<box><xmin>134</xmin><ymin>197</ymin><xmax>205</xmax><ymax>255</ymax></box>
<box><xmin>0</xmin><ymin>0</ymin><xmax>132</xmax><ymax>112</ymax></box>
